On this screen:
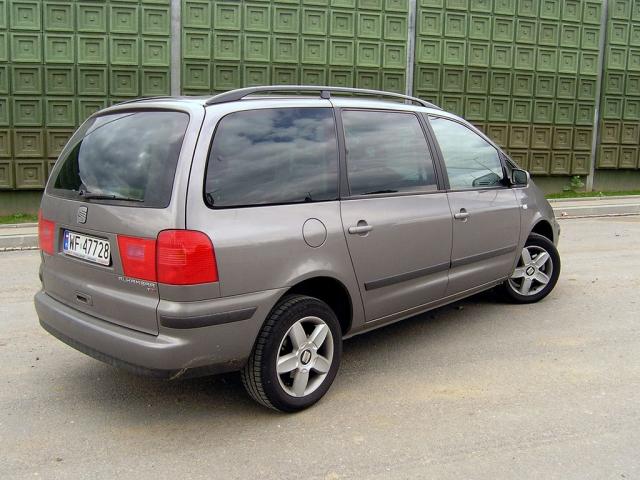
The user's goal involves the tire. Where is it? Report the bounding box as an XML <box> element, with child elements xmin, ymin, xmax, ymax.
<box><xmin>500</xmin><ymin>232</ymin><xmax>561</xmax><ymax>304</ymax></box>
<box><xmin>241</xmin><ymin>295</ymin><xmax>342</xmax><ymax>412</ymax></box>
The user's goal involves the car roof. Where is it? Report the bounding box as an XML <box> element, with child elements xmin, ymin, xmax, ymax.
<box><xmin>97</xmin><ymin>86</ymin><xmax>493</xmax><ymax>154</ymax></box>
<box><xmin>109</xmin><ymin>86</ymin><xmax>447</xmax><ymax>116</ymax></box>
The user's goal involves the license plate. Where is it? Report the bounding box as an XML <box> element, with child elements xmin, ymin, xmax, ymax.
<box><xmin>63</xmin><ymin>230</ymin><xmax>111</xmax><ymax>266</ymax></box>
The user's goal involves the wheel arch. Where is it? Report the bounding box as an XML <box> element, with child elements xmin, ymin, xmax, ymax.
<box><xmin>282</xmin><ymin>276</ymin><xmax>354</xmax><ymax>336</ymax></box>
<box><xmin>530</xmin><ymin>219</ymin><xmax>554</xmax><ymax>243</ymax></box>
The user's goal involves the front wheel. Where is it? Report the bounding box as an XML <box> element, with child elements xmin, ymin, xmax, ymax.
<box><xmin>241</xmin><ymin>295</ymin><xmax>342</xmax><ymax>412</ymax></box>
<box><xmin>500</xmin><ymin>233</ymin><xmax>561</xmax><ymax>304</ymax></box>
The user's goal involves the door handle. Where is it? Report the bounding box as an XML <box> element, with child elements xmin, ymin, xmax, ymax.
<box><xmin>453</xmin><ymin>208</ymin><xmax>469</xmax><ymax>221</ymax></box>
<box><xmin>348</xmin><ymin>221</ymin><xmax>373</xmax><ymax>235</ymax></box>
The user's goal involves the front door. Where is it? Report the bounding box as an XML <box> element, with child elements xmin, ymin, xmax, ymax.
<box><xmin>339</xmin><ymin>108</ymin><xmax>452</xmax><ymax>322</ymax></box>
<box><xmin>428</xmin><ymin>115</ymin><xmax>521</xmax><ymax>295</ymax></box>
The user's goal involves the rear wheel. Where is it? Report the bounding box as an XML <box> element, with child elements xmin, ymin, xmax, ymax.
<box><xmin>500</xmin><ymin>233</ymin><xmax>560</xmax><ymax>304</ymax></box>
<box><xmin>241</xmin><ymin>295</ymin><xmax>342</xmax><ymax>412</ymax></box>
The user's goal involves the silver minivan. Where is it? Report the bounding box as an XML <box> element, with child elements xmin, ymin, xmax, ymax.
<box><xmin>35</xmin><ymin>86</ymin><xmax>560</xmax><ymax>412</ymax></box>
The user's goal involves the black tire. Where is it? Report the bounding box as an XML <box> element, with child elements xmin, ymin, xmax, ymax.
<box><xmin>241</xmin><ymin>295</ymin><xmax>342</xmax><ymax>412</ymax></box>
<box><xmin>500</xmin><ymin>232</ymin><xmax>561</xmax><ymax>304</ymax></box>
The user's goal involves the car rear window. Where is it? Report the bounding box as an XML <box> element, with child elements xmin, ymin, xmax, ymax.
<box><xmin>204</xmin><ymin>107</ymin><xmax>339</xmax><ymax>208</ymax></box>
<box><xmin>49</xmin><ymin>111</ymin><xmax>189</xmax><ymax>208</ymax></box>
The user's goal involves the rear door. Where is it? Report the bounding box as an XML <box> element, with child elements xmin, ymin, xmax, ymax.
<box><xmin>427</xmin><ymin>115</ymin><xmax>521</xmax><ymax>295</ymax></box>
<box><xmin>338</xmin><ymin>108</ymin><xmax>452</xmax><ymax>322</ymax></box>
<box><xmin>185</xmin><ymin>101</ymin><xmax>358</xmax><ymax>300</ymax></box>
<box><xmin>40</xmin><ymin>106</ymin><xmax>201</xmax><ymax>335</ymax></box>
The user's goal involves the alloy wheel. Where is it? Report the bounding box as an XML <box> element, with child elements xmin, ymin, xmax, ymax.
<box><xmin>276</xmin><ymin>316</ymin><xmax>334</xmax><ymax>398</ymax></box>
<box><xmin>508</xmin><ymin>245</ymin><xmax>554</xmax><ymax>296</ymax></box>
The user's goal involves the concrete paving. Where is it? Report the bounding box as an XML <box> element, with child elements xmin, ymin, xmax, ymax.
<box><xmin>1</xmin><ymin>216</ymin><xmax>639</xmax><ymax>479</ymax></box>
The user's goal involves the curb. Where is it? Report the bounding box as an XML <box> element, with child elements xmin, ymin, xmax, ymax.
<box><xmin>0</xmin><ymin>222</ymin><xmax>38</xmax><ymax>229</ymax></box>
<box><xmin>554</xmin><ymin>207</ymin><xmax>640</xmax><ymax>218</ymax></box>
<box><xmin>547</xmin><ymin>195</ymin><xmax>640</xmax><ymax>204</ymax></box>
<box><xmin>0</xmin><ymin>246</ymin><xmax>39</xmax><ymax>252</ymax></box>
<box><xmin>0</xmin><ymin>223</ymin><xmax>38</xmax><ymax>250</ymax></box>
<box><xmin>550</xmin><ymin>197</ymin><xmax>640</xmax><ymax>218</ymax></box>
<box><xmin>0</xmin><ymin>233</ymin><xmax>38</xmax><ymax>250</ymax></box>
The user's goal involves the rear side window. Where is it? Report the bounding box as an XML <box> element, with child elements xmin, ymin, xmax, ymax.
<box><xmin>428</xmin><ymin>116</ymin><xmax>505</xmax><ymax>189</ymax></box>
<box><xmin>341</xmin><ymin>110</ymin><xmax>438</xmax><ymax>196</ymax></box>
<box><xmin>205</xmin><ymin>108</ymin><xmax>338</xmax><ymax>208</ymax></box>
<box><xmin>50</xmin><ymin>111</ymin><xmax>189</xmax><ymax>208</ymax></box>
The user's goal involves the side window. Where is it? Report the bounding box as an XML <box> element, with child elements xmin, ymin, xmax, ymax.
<box><xmin>205</xmin><ymin>108</ymin><xmax>339</xmax><ymax>208</ymax></box>
<box><xmin>341</xmin><ymin>110</ymin><xmax>438</xmax><ymax>196</ymax></box>
<box><xmin>429</xmin><ymin>116</ymin><xmax>505</xmax><ymax>189</ymax></box>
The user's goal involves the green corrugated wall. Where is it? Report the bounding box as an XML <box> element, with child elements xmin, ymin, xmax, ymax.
<box><xmin>414</xmin><ymin>0</ymin><xmax>603</xmax><ymax>176</ymax></box>
<box><xmin>0</xmin><ymin>0</ymin><xmax>172</xmax><ymax>190</ymax></box>
<box><xmin>0</xmin><ymin>0</ymin><xmax>639</xmax><ymax>195</ymax></box>
<box><xmin>181</xmin><ymin>0</ymin><xmax>410</xmax><ymax>94</ymax></box>
<box><xmin>598</xmin><ymin>0</ymin><xmax>640</xmax><ymax>170</ymax></box>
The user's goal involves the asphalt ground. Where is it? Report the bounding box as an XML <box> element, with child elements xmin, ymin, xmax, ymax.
<box><xmin>1</xmin><ymin>216</ymin><xmax>639</xmax><ymax>479</ymax></box>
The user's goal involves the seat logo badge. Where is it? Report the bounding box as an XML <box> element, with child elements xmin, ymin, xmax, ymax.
<box><xmin>301</xmin><ymin>350</ymin><xmax>312</xmax><ymax>365</ymax></box>
<box><xmin>77</xmin><ymin>206</ymin><xmax>88</xmax><ymax>224</ymax></box>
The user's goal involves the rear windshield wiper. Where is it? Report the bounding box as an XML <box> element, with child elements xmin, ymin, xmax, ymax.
<box><xmin>362</xmin><ymin>189</ymin><xmax>398</xmax><ymax>195</ymax></box>
<box><xmin>79</xmin><ymin>192</ymin><xmax>143</xmax><ymax>202</ymax></box>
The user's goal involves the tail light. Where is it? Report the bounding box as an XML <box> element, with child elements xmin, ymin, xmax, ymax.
<box><xmin>117</xmin><ymin>236</ymin><xmax>156</xmax><ymax>282</ymax></box>
<box><xmin>157</xmin><ymin>230</ymin><xmax>218</xmax><ymax>285</ymax></box>
<box><xmin>38</xmin><ymin>210</ymin><xmax>55</xmax><ymax>255</ymax></box>
<box><xmin>116</xmin><ymin>230</ymin><xmax>218</xmax><ymax>285</ymax></box>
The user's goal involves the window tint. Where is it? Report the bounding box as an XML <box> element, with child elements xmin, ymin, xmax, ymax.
<box><xmin>205</xmin><ymin>108</ymin><xmax>338</xmax><ymax>208</ymax></box>
<box><xmin>342</xmin><ymin>110</ymin><xmax>437</xmax><ymax>196</ymax></box>
<box><xmin>429</xmin><ymin>116</ymin><xmax>505</xmax><ymax>189</ymax></box>
<box><xmin>51</xmin><ymin>111</ymin><xmax>189</xmax><ymax>208</ymax></box>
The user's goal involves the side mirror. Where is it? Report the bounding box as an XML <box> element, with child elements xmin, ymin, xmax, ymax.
<box><xmin>511</xmin><ymin>168</ymin><xmax>530</xmax><ymax>187</ymax></box>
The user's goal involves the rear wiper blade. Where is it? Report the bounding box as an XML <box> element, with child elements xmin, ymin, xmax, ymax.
<box><xmin>362</xmin><ymin>189</ymin><xmax>398</xmax><ymax>195</ymax></box>
<box><xmin>79</xmin><ymin>192</ymin><xmax>143</xmax><ymax>202</ymax></box>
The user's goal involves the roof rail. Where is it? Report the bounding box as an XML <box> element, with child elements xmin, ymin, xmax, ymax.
<box><xmin>113</xmin><ymin>96</ymin><xmax>173</xmax><ymax>106</ymax></box>
<box><xmin>204</xmin><ymin>85</ymin><xmax>441</xmax><ymax>109</ymax></box>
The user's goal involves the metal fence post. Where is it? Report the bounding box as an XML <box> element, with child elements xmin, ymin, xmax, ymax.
<box><xmin>405</xmin><ymin>0</ymin><xmax>417</xmax><ymax>97</ymax></box>
<box><xmin>587</xmin><ymin>0</ymin><xmax>609</xmax><ymax>192</ymax></box>
<box><xmin>170</xmin><ymin>0</ymin><xmax>182</xmax><ymax>96</ymax></box>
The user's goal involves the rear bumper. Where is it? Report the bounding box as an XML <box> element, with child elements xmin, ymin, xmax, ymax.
<box><xmin>35</xmin><ymin>288</ymin><xmax>286</xmax><ymax>379</ymax></box>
